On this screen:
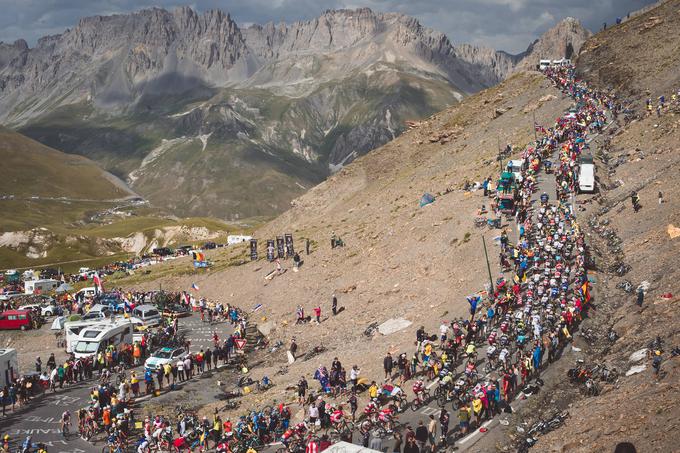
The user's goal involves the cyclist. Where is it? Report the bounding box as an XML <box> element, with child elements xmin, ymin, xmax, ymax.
<box><xmin>412</xmin><ymin>379</ymin><xmax>426</xmax><ymax>405</ymax></box>
<box><xmin>61</xmin><ymin>410</ymin><xmax>71</xmax><ymax>436</ymax></box>
<box><xmin>377</xmin><ymin>406</ymin><xmax>395</xmax><ymax>433</ymax></box>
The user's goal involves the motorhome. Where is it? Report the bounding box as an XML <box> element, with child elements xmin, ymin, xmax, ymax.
<box><xmin>71</xmin><ymin>320</ymin><xmax>135</xmax><ymax>358</ymax></box>
<box><xmin>24</xmin><ymin>279</ymin><xmax>60</xmax><ymax>295</ymax></box>
<box><xmin>578</xmin><ymin>155</ymin><xmax>596</xmax><ymax>193</ymax></box>
<box><xmin>0</xmin><ymin>348</ymin><xmax>19</xmax><ymax>387</ymax></box>
<box><xmin>64</xmin><ymin>319</ymin><xmax>107</xmax><ymax>353</ymax></box>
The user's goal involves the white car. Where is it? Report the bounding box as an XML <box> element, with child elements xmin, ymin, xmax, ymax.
<box><xmin>0</xmin><ymin>291</ymin><xmax>23</xmax><ymax>301</ymax></box>
<box><xmin>18</xmin><ymin>303</ymin><xmax>57</xmax><ymax>316</ymax></box>
<box><xmin>144</xmin><ymin>347</ymin><xmax>188</xmax><ymax>371</ymax></box>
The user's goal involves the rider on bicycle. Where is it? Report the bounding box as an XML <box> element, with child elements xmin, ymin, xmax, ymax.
<box><xmin>61</xmin><ymin>410</ymin><xmax>71</xmax><ymax>434</ymax></box>
<box><xmin>412</xmin><ymin>379</ymin><xmax>426</xmax><ymax>404</ymax></box>
<box><xmin>377</xmin><ymin>406</ymin><xmax>395</xmax><ymax>433</ymax></box>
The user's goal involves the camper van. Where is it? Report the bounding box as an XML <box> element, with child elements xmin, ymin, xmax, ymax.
<box><xmin>64</xmin><ymin>319</ymin><xmax>107</xmax><ymax>353</ymax></box>
<box><xmin>72</xmin><ymin>320</ymin><xmax>134</xmax><ymax>358</ymax></box>
<box><xmin>24</xmin><ymin>279</ymin><xmax>60</xmax><ymax>295</ymax></box>
<box><xmin>0</xmin><ymin>348</ymin><xmax>19</xmax><ymax>387</ymax></box>
<box><xmin>131</xmin><ymin>304</ymin><xmax>161</xmax><ymax>327</ymax></box>
<box><xmin>578</xmin><ymin>155</ymin><xmax>596</xmax><ymax>193</ymax></box>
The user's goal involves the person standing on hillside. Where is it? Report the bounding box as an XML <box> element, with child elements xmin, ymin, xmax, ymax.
<box><xmin>631</xmin><ymin>191</ymin><xmax>641</xmax><ymax>212</ymax></box>
<box><xmin>290</xmin><ymin>338</ymin><xmax>298</xmax><ymax>362</ymax></box>
<box><xmin>636</xmin><ymin>286</ymin><xmax>645</xmax><ymax>307</ymax></box>
<box><xmin>652</xmin><ymin>351</ymin><xmax>662</xmax><ymax>380</ymax></box>
<box><xmin>383</xmin><ymin>352</ymin><xmax>394</xmax><ymax>381</ymax></box>
<box><xmin>331</xmin><ymin>295</ymin><xmax>338</xmax><ymax>316</ymax></box>
<box><xmin>313</xmin><ymin>306</ymin><xmax>321</xmax><ymax>323</ymax></box>
<box><xmin>297</xmin><ymin>376</ymin><xmax>308</xmax><ymax>406</ymax></box>
<box><xmin>350</xmin><ymin>365</ymin><xmax>360</xmax><ymax>391</ymax></box>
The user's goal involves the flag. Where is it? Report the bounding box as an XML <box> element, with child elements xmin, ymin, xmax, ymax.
<box><xmin>191</xmin><ymin>283</ymin><xmax>200</xmax><ymax>291</ymax></box>
<box><xmin>93</xmin><ymin>273</ymin><xmax>104</xmax><ymax>294</ymax></box>
<box><xmin>582</xmin><ymin>281</ymin><xmax>591</xmax><ymax>303</ymax></box>
<box><xmin>191</xmin><ymin>251</ymin><xmax>205</xmax><ymax>262</ymax></box>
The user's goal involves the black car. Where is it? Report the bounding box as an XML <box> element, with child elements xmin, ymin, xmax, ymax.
<box><xmin>203</xmin><ymin>242</ymin><xmax>217</xmax><ymax>249</ymax></box>
<box><xmin>153</xmin><ymin>247</ymin><xmax>173</xmax><ymax>256</ymax></box>
<box><xmin>40</xmin><ymin>268</ymin><xmax>60</xmax><ymax>279</ymax></box>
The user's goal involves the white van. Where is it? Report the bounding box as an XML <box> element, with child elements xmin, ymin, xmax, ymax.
<box><xmin>131</xmin><ymin>304</ymin><xmax>162</xmax><ymax>327</ymax></box>
<box><xmin>76</xmin><ymin>287</ymin><xmax>98</xmax><ymax>299</ymax></box>
<box><xmin>539</xmin><ymin>59</ymin><xmax>552</xmax><ymax>71</ymax></box>
<box><xmin>72</xmin><ymin>320</ymin><xmax>134</xmax><ymax>358</ymax></box>
<box><xmin>578</xmin><ymin>155</ymin><xmax>595</xmax><ymax>193</ymax></box>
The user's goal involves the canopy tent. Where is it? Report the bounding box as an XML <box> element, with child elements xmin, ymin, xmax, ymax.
<box><xmin>56</xmin><ymin>283</ymin><xmax>73</xmax><ymax>293</ymax></box>
<box><xmin>419</xmin><ymin>193</ymin><xmax>435</xmax><ymax>207</ymax></box>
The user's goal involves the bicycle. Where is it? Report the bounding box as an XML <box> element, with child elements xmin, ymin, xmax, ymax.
<box><xmin>330</xmin><ymin>419</ymin><xmax>355</xmax><ymax>440</ymax></box>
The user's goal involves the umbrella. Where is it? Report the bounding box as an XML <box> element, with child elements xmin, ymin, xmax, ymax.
<box><xmin>56</xmin><ymin>283</ymin><xmax>73</xmax><ymax>293</ymax></box>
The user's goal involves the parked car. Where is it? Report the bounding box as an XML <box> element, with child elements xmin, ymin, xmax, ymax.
<box><xmin>82</xmin><ymin>304</ymin><xmax>111</xmax><ymax>321</ymax></box>
<box><xmin>203</xmin><ymin>242</ymin><xmax>217</xmax><ymax>250</ymax></box>
<box><xmin>96</xmin><ymin>294</ymin><xmax>125</xmax><ymax>312</ymax></box>
<box><xmin>152</xmin><ymin>247</ymin><xmax>173</xmax><ymax>256</ymax></box>
<box><xmin>0</xmin><ymin>291</ymin><xmax>23</xmax><ymax>301</ymax></box>
<box><xmin>145</xmin><ymin>347</ymin><xmax>188</xmax><ymax>371</ymax></box>
<box><xmin>18</xmin><ymin>303</ymin><xmax>58</xmax><ymax>317</ymax></box>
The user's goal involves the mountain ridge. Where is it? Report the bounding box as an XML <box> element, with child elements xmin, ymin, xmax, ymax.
<box><xmin>0</xmin><ymin>7</ymin><xmax>589</xmax><ymax>220</ymax></box>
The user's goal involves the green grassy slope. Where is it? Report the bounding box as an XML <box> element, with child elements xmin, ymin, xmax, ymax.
<box><xmin>0</xmin><ymin>127</ymin><xmax>129</xmax><ymax>200</ymax></box>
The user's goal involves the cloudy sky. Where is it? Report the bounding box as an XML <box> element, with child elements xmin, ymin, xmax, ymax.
<box><xmin>0</xmin><ymin>0</ymin><xmax>657</xmax><ymax>53</ymax></box>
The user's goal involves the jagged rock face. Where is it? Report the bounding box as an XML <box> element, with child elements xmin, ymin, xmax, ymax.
<box><xmin>0</xmin><ymin>7</ymin><xmax>252</xmax><ymax>114</ymax></box>
<box><xmin>0</xmin><ymin>7</ymin><xmax>589</xmax><ymax>220</ymax></box>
